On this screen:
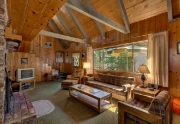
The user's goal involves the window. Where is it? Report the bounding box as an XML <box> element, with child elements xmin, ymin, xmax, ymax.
<box><xmin>93</xmin><ymin>42</ymin><xmax>147</xmax><ymax>72</ymax></box>
<box><xmin>73</xmin><ymin>57</ymin><xmax>80</xmax><ymax>67</ymax></box>
<box><xmin>72</xmin><ymin>53</ymin><xmax>80</xmax><ymax>67</ymax></box>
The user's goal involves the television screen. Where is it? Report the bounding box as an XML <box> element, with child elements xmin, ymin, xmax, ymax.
<box><xmin>21</xmin><ymin>69</ymin><xmax>33</xmax><ymax>79</ymax></box>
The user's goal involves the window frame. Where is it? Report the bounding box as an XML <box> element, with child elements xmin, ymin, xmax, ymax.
<box><xmin>93</xmin><ymin>40</ymin><xmax>148</xmax><ymax>72</ymax></box>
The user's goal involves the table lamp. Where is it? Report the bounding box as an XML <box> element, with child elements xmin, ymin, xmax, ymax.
<box><xmin>137</xmin><ymin>64</ymin><xmax>150</xmax><ymax>88</ymax></box>
<box><xmin>83</xmin><ymin>62</ymin><xmax>90</xmax><ymax>76</ymax></box>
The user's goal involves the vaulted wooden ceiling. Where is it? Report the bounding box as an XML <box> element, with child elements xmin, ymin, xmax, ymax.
<box><xmin>8</xmin><ymin>0</ymin><xmax>178</xmax><ymax>49</ymax></box>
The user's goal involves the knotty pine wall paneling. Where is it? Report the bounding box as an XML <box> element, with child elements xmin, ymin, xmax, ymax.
<box><xmin>8</xmin><ymin>34</ymin><xmax>65</xmax><ymax>82</ymax></box>
<box><xmin>169</xmin><ymin>20</ymin><xmax>180</xmax><ymax>97</ymax></box>
<box><xmin>64</xmin><ymin>42</ymin><xmax>87</xmax><ymax>74</ymax></box>
<box><xmin>91</xmin><ymin>12</ymin><xmax>169</xmax><ymax>91</ymax></box>
<box><xmin>91</xmin><ymin>13</ymin><xmax>168</xmax><ymax>49</ymax></box>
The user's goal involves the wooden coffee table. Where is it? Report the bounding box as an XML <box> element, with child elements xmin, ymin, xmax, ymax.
<box><xmin>69</xmin><ymin>84</ymin><xmax>112</xmax><ymax>113</ymax></box>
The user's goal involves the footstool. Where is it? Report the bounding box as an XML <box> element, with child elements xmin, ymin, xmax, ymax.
<box><xmin>173</xmin><ymin>98</ymin><xmax>180</xmax><ymax>115</ymax></box>
<box><xmin>61</xmin><ymin>79</ymin><xmax>78</xmax><ymax>89</ymax></box>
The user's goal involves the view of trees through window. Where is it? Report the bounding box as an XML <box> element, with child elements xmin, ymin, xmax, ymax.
<box><xmin>94</xmin><ymin>42</ymin><xmax>147</xmax><ymax>72</ymax></box>
<box><xmin>73</xmin><ymin>57</ymin><xmax>79</xmax><ymax>67</ymax></box>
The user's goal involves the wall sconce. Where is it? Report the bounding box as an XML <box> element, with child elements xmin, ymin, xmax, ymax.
<box><xmin>66</xmin><ymin>51</ymin><xmax>68</xmax><ymax>56</ymax></box>
<box><xmin>177</xmin><ymin>42</ymin><xmax>180</xmax><ymax>54</ymax></box>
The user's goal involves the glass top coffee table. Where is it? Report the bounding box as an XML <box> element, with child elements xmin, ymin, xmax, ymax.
<box><xmin>69</xmin><ymin>84</ymin><xmax>112</xmax><ymax>113</ymax></box>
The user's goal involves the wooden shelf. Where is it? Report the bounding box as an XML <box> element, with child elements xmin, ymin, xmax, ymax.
<box><xmin>12</xmin><ymin>78</ymin><xmax>35</xmax><ymax>92</ymax></box>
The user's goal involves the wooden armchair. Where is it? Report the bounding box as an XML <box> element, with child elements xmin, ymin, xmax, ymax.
<box><xmin>118</xmin><ymin>91</ymin><xmax>173</xmax><ymax>124</ymax></box>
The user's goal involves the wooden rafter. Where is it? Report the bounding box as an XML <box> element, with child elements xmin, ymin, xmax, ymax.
<box><xmin>56</xmin><ymin>12</ymin><xmax>74</xmax><ymax>37</ymax></box>
<box><xmin>117</xmin><ymin>0</ymin><xmax>130</xmax><ymax>33</ymax></box>
<box><xmin>84</xmin><ymin>0</ymin><xmax>106</xmax><ymax>39</ymax></box>
<box><xmin>49</xmin><ymin>20</ymin><xmax>70</xmax><ymax>47</ymax></box>
<box><xmin>65</xmin><ymin>0</ymin><xmax>128</xmax><ymax>34</ymax></box>
<box><xmin>66</xmin><ymin>6</ymin><xmax>89</xmax><ymax>43</ymax></box>
<box><xmin>166</xmin><ymin>0</ymin><xmax>173</xmax><ymax>22</ymax></box>
<box><xmin>39</xmin><ymin>30</ymin><xmax>86</xmax><ymax>43</ymax></box>
<box><xmin>46</xmin><ymin>26</ymin><xmax>66</xmax><ymax>49</ymax></box>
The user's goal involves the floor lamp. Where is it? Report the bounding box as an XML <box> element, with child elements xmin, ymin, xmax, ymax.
<box><xmin>137</xmin><ymin>64</ymin><xmax>150</xmax><ymax>88</ymax></box>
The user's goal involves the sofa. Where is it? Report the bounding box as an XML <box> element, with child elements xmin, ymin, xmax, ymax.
<box><xmin>86</xmin><ymin>73</ymin><xmax>136</xmax><ymax>101</ymax></box>
<box><xmin>118</xmin><ymin>91</ymin><xmax>173</xmax><ymax>124</ymax></box>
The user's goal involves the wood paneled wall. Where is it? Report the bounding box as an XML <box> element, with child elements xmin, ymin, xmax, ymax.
<box><xmin>8</xmin><ymin>34</ymin><xmax>65</xmax><ymax>82</ymax></box>
<box><xmin>64</xmin><ymin>43</ymin><xmax>87</xmax><ymax>74</ymax></box>
<box><xmin>91</xmin><ymin>13</ymin><xmax>168</xmax><ymax>49</ymax></box>
<box><xmin>169</xmin><ymin>20</ymin><xmax>180</xmax><ymax>97</ymax></box>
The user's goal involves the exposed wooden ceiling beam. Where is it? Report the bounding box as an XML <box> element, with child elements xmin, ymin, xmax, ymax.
<box><xmin>49</xmin><ymin>20</ymin><xmax>70</xmax><ymax>47</ymax></box>
<box><xmin>56</xmin><ymin>12</ymin><xmax>74</xmax><ymax>37</ymax></box>
<box><xmin>166</xmin><ymin>0</ymin><xmax>173</xmax><ymax>22</ymax></box>
<box><xmin>84</xmin><ymin>0</ymin><xmax>105</xmax><ymax>39</ymax></box>
<box><xmin>117</xmin><ymin>0</ymin><xmax>130</xmax><ymax>33</ymax></box>
<box><xmin>46</xmin><ymin>26</ymin><xmax>66</xmax><ymax>49</ymax></box>
<box><xmin>65</xmin><ymin>0</ymin><xmax>128</xmax><ymax>34</ymax></box>
<box><xmin>66</xmin><ymin>6</ymin><xmax>89</xmax><ymax>44</ymax></box>
<box><xmin>39</xmin><ymin>30</ymin><xmax>86</xmax><ymax>43</ymax></box>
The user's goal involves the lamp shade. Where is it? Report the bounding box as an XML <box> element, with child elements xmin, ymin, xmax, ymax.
<box><xmin>83</xmin><ymin>62</ymin><xmax>90</xmax><ymax>69</ymax></box>
<box><xmin>137</xmin><ymin>64</ymin><xmax>150</xmax><ymax>73</ymax></box>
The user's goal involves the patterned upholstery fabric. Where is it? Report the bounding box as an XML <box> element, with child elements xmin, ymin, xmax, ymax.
<box><xmin>94</xmin><ymin>74</ymin><xmax>101</xmax><ymax>81</ymax></box>
<box><xmin>125</xmin><ymin>112</ymin><xmax>150</xmax><ymax>124</ymax></box>
<box><xmin>86</xmin><ymin>74</ymin><xmax>135</xmax><ymax>101</ymax></box>
<box><xmin>148</xmin><ymin>91</ymin><xmax>171</xmax><ymax>124</ymax></box>
<box><xmin>125</xmin><ymin>99</ymin><xmax>150</xmax><ymax>111</ymax></box>
<box><xmin>124</xmin><ymin>99</ymin><xmax>150</xmax><ymax>124</ymax></box>
<box><xmin>104</xmin><ymin>74</ymin><xmax>112</xmax><ymax>84</ymax></box>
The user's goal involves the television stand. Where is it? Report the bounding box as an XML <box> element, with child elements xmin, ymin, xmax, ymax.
<box><xmin>12</xmin><ymin>78</ymin><xmax>35</xmax><ymax>92</ymax></box>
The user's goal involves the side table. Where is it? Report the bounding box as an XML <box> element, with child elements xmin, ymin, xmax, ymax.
<box><xmin>133</xmin><ymin>87</ymin><xmax>160</xmax><ymax>103</ymax></box>
<box><xmin>81</xmin><ymin>76</ymin><xmax>90</xmax><ymax>84</ymax></box>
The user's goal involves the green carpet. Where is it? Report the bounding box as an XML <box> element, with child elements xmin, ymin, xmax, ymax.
<box><xmin>28</xmin><ymin>80</ymin><xmax>118</xmax><ymax>124</ymax></box>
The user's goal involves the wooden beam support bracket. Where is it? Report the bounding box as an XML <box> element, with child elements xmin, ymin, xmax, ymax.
<box><xmin>65</xmin><ymin>0</ymin><xmax>128</xmax><ymax>34</ymax></box>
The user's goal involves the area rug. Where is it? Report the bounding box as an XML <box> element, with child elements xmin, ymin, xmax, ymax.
<box><xmin>32</xmin><ymin>100</ymin><xmax>55</xmax><ymax>118</ymax></box>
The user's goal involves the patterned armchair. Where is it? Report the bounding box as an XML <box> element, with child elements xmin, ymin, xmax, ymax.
<box><xmin>66</xmin><ymin>68</ymin><xmax>84</xmax><ymax>83</ymax></box>
<box><xmin>118</xmin><ymin>91</ymin><xmax>173</xmax><ymax>124</ymax></box>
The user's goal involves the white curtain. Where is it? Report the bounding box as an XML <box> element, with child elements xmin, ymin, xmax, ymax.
<box><xmin>147</xmin><ymin>31</ymin><xmax>169</xmax><ymax>87</ymax></box>
<box><xmin>87</xmin><ymin>46</ymin><xmax>93</xmax><ymax>74</ymax></box>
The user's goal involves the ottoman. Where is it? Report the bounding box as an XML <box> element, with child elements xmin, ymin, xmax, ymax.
<box><xmin>173</xmin><ymin>98</ymin><xmax>180</xmax><ymax>115</ymax></box>
<box><xmin>61</xmin><ymin>79</ymin><xmax>78</xmax><ymax>89</ymax></box>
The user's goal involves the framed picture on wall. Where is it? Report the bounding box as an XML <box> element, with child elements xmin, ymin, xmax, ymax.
<box><xmin>82</xmin><ymin>53</ymin><xmax>85</xmax><ymax>59</ymax></box>
<box><xmin>45</xmin><ymin>42</ymin><xmax>52</xmax><ymax>48</ymax></box>
<box><xmin>21</xmin><ymin>58</ymin><xmax>28</xmax><ymax>64</ymax></box>
<box><xmin>55</xmin><ymin>51</ymin><xmax>64</xmax><ymax>63</ymax></box>
<box><xmin>177</xmin><ymin>42</ymin><xmax>180</xmax><ymax>54</ymax></box>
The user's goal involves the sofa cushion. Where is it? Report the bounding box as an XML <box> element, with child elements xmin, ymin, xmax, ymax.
<box><xmin>98</xmin><ymin>73</ymin><xmax>105</xmax><ymax>82</ymax></box>
<box><xmin>126</xmin><ymin>98</ymin><xmax>150</xmax><ymax>111</ymax></box>
<box><xmin>94</xmin><ymin>74</ymin><xmax>101</xmax><ymax>81</ymax></box>
<box><xmin>148</xmin><ymin>91</ymin><xmax>170</xmax><ymax>116</ymax></box>
<box><xmin>104</xmin><ymin>74</ymin><xmax>112</xmax><ymax>84</ymax></box>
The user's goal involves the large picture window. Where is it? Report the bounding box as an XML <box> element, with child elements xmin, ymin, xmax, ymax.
<box><xmin>93</xmin><ymin>42</ymin><xmax>147</xmax><ymax>72</ymax></box>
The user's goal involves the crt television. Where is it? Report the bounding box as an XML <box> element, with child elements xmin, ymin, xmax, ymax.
<box><xmin>16</xmin><ymin>68</ymin><xmax>35</xmax><ymax>82</ymax></box>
